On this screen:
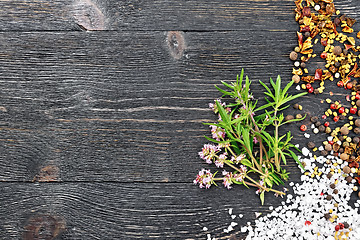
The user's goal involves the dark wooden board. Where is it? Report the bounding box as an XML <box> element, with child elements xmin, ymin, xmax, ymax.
<box><xmin>0</xmin><ymin>182</ymin><xmax>290</xmax><ymax>239</ymax></box>
<box><xmin>0</xmin><ymin>30</ymin><xmax>327</xmax><ymax>182</ymax></box>
<box><xmin>0</xmin><ymin>0</ymin><xmax>358</xmax><ymax>31</ymax></box>
<box><xmin>1</xmin><ymin>0</ymin><xmax>360</xmax><ymax>239</ymax></box>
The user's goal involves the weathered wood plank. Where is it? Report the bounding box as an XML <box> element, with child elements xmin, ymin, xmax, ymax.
<box><xmin>0</xmin><ymin>30</ymin><xmax>306</xmax><ymax>182</ymax></box>
<box><xmin>0</xmin><ymin>0</ymin><xmax>359</xmax><ymax>31</ymax></box>
<box><xmin>0</xmin><ymin>182</ymin><xmax>288</xmax><ymax>239</ymax></box>
<box><xmin>1</xmin><ymin>29</ymin><xmax>359</xmax><ymax>182</ymax></box>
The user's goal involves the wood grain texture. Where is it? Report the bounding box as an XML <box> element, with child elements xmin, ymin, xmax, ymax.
<box><xmin>0</xmin><ymin>182</ymin><xmax>290</xmax><ymax>239</ymax></box>
<box><xmin>0</xmin><ymin>30</ymin><xmax>325</xmax><ymax>182</ymax></box>
<box><xmin>0</xmin><ymin>0</ymin><xmax>359</xmax><ymax>31</ymax></box>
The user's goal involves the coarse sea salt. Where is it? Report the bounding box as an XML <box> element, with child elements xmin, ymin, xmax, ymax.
<box><xmin>244</xmin><ymin>155</ymin><xmax>360</xmax><ymax>239</ymax></box>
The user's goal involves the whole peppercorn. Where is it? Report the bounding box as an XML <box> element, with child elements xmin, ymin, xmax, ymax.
<box><xmin>307</xmin><ymin>142</ymin><xmax>316</xmax><ymax>149</ymax></box>
<box><xmin>325</xmin><ymin>144</ymin><xmax>332</xmax><ymax>151</ymax></box>
<box><xmin>290</xmin><ymin>51</ymin><xmax>298</xmax><ymax>61</ymax></box>
<box><xmin>339</xmin><ymin>115</ymin><xmax>346</xmax><ymax>120</ymax></box>
<box><xmin>321</xmin><ymin>150</ymin><xmax>328</xmax><ymax>156</ymax></box>
<box><xmin>318</xmin><ymin>125</ymin><xmax>326</xmax><ymax>132</ymax></box>
<box><xmin>353</xmin><ymin>136</ymin><xmax>360</xmax><ymax>143</ymax></box>
<box><xmin>338</xmin><ymin>107</ymin><xmax>345</xmax><ymax>114</ymax></box>
<box><xmin>356</xmin><ymin>100</ymin><xmax>360</xmax><ymax>107</ymax></box>
<box><xmin>326</xmin><ymin>195</ymin><xmax>332</xmax><ymax>201</ymax></box>
<box><xmin>358</xmin><ymin>110</ymin><xmax>360</xmax><ymax>116</ymax></box>
<box><xmin>285</xmin><ymin>115</ymin><xmax>294</xmax><ymax>121</ymax></box>
<box><xmin>340</xmin><ymin>126</ymin><xmax>349</xmax><ymax>135</ymax></box>
<box><xmin>310</xmin><ymin>116</ymin><xmax>318</xmax><ymax>123</ymax></box>
<box><xmin>333</xmin><ymin>46</ymin><xmax>342</xmax><ymax>55</ymax></box>
<box><xmin>334</xmin><ymin>61</ymin><xmax>341</xmax><ymax>68</ymax></box>
<box><xmin>293</xmin><ymin>103</ymin><xmax>299</xmax><ymax>109</ymax></box>
<box><xmin>300</xmin><ymin>125</ymin><xmax>307</xmax><ymax>131</ymax></box>
<box><xmin>324</xmin><ymin>213</ymin><xmax>331</xmax><ymax>220</ymax></box>
<box><xmin>292</xmin><ymin>75</ymin><xmax>301</xmax><ymax>83</ymax></box>
<box><xmin>358</xmin><ymin>192</ymin><xmax>360</xmax><ymax>198</ymax></box>
<box><xmin>300</xmin><ymin>62</ymin><xmax>306</xmax><ymax>68</ymax></box>
<box><xmin>315</xmin><ymin>121</ymin><xmax>321</xmax><ymax>127</ymax></box>
<box><xmin>354</xmin><ymin>128</ymin><xmax>360</xmax><ymax>134</ymax></box>
<box><xmin>339</xmin><ymin>223</ymin><xmax>344</xmax><ymax>230</ymax></box>
<box><xmin>355</xmin><ymin>119</ymin><xmax>360</xmax><ymax>127</ymax></box>
<box><xmin>330</xmin><ymin>183</ymin><xmax>336</xmax><ymax>189</ymax></box>
<box><xmin>343</xmin><ymin>166</ymin><xmax>351</xmax><ymax>174</ymax></box>
<box><xmin>343</xmin><ymin>49</ymin><xmax>348</xmax><ymax>55</ymax></box>
<box><xmin>337</xmin><ymin>81</ymin><xmax>344</xmax><ymax>88</ymax></box>
<box><xmin>340</xmin><ymin>153</ymin><xmax>349</xmax><ymax>160</ymax></box>
<box><xmin>346</xmin><ymin>176</ymin><xmax>353</xmax><ymax>183</ymax></box>
<box><xmin>304</xmin><ymin>31</ymin><xmax>311</xmax><ymax>38</ymax></box>
<box><xmin>339</xmin><ymin>148</ymin><xmax>344</xmax><ymax>153</ymax></box>
<box><xmin>350</xmin><ymin>107</ymin><xmax>357</xmax><ymax>114</ymax></box>
<box><xmin>343</xmin><ymin>222</ymin><xmax>349</xmax><ymax>229</ymax></box>
<box><xmin>333</xmin><ymin>189</ymin><xmax>339</xmax><ymax>194</ymax></box>
<box><xmin>327</xmin><ymin>173</ymin><xmax>333</xmax><ymax>179</ymax></box>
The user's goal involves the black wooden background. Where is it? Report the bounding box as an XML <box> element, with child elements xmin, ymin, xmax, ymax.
<box><xmin>0</xmin><ymin>0</ymin><xmax>360</xmax><ymax>239</ymax></box>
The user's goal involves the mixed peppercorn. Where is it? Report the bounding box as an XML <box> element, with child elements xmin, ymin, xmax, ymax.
<box><xmin>291</xmin><ymin>0</ymin><xmax>360</xmax><ymax>238</ymax></box>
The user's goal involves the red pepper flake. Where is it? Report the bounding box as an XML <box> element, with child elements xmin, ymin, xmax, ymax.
<box><xmin>345</xmin><ymin>44</ymin><xmax>353</xmax><ymax>50</ymax></box>
<box><xmin>324</xmin><ymin>122</ymin><xmax>330</xmax><ymax>127</ymax></box>
<box><xmin>346</xmin><ymin>95</ymin><xmax>351</xmax><ymax>101</ymax></box>
<box><xmin>335</xmin><ymin>225</ymin><xmax>340</xmax><ymax>231</ymax></box>
<box><xmin>339</xmin><ymin>223</ymin><xmax>345</xmax><ymax>230</ymax></box>
<box><xmin>330</xmin><ymin>103</ymin><xmax>336</xmax><ymax>109</ymax></box>
<box><xmin>300</xmin><ymin>25</ymin><xmax>311</xmax><ymax>33</ymax></box>
<box><xmin>333</xmin><ymin>116</ymin><xmax>340</xmax><ymax>122</ymax></box>
<box><xmin>321</xmin><ymin>38</ymin><xmax>328</xmax><ymax>46</ymax></box>
<box><xmin>306</xmin><ymin>83</ymin><xmax>312</xmax><ymax>89</ymax></box>
<box><xmin>302</xmin><ymin>6</ymin><xmax>311</xmax><ymax>17</ymax></box>
<box><xmin>308</xmin><ymin>87</ymin><xmax>314</xmax><ymax>93</ymax></box>
<box><xmin>337</xmin><ymin>81</ymin><xmax>344</xmax><ymax>88</ymax></box>
<box><xmin>347</xmin><ymin>83</ymin><xmax>353</xmax><ymax>89</ymax></box>
<box><xmin>355</xmin><ymin>177</ymin><xmax>360</xmax><ymax>185</ymax></box>
<box><xmin>356</xmin><ymin>94</ymin><xmax>360</xmax><ymax>100</ymax></box>
<box><xmin>300</xmin><ymin>125</ymin><xmax>307</xmax><ymax>131</ymax></box>
<box><xmin>315</xmin><ymin>69</ymin><xmax>323</xmax><ymax>80</ymax></box>
<box><xmin>297</xmin><ymin>31</ymin><xmax>303</xmax><ymax>49</ymax></box>
<box><xmin>322</xmin><ymin>115</ymin><xmax>327</xmax><ymax>119</ymax></box>
<box><xmin>320</xmin><ymin>192</ymin><xmax>324</xmax><ymax>196</ymax></box>
<box><xmin>305</xmin><ymin>221</ymin><xmax>311</xmax><ymax>226</ymax></box>
<box><xmin>339</xmin><ymin>107</ymin><xmax>345</xmax><ymax>114</ymax></box>
<box><xmin>329</xmin><ymin>91</ymin><xmax>334</xmax><ymax>96</ymax></box>
<box><xmin>328</xmin><ymin>140</ymin><xmax>334</xmax><ymax>145</ymax></box>
<box><xmin>349</xmin><ymin>161</ymin><xmax>359</xmax><ymax>168</ymax></box>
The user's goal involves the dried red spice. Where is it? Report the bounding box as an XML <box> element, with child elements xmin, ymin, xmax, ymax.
<box><xmin>315</xmin><ymin>69</ymin><xmax>323</xmax><ymax>80</ymax></box>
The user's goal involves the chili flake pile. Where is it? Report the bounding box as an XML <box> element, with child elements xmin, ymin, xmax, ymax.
<box><xmin>291</xmin><ymin>0</ymin><xmax>360</xmax><ymax>94</ymax></box>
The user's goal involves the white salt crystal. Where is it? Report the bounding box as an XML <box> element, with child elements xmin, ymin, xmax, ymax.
<box><xmin>296</xmin><ymin>85</ymin><xmax>301</xmax><ymax>91</ymax></box>
<box><xmin>228</xmin><ymin>208</ymin><xmax>233</xmax><ymax>215</ymax></box>
<box><xmin>203</xmin><ymin>227</ymin><xmax>208</xmax><ymax>231</ymax></box>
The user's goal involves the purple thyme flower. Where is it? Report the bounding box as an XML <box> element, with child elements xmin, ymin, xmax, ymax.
<box><xmin>253</xmin><ymin>136</ymin><xmax>259</xmax><ymax>144</ymax></box>
<box><xmin>210</xmin><ymin>125</ymin><xmax>226</xmax><ymax>141</ymax></box>
<box><xmin>231</xmin><ymin>154</ymin><xmax>246</xmax><ymax>164</ymax></box>
<box><xmin>255</xmin><ymin>180</ymin><xmax>265</xmax><ymax>195</ymax></box>
<box><xmin>215</xmin><ymin>152</ymin><xmax>227</xmax><ymax>168</ymax></box>
<box><xmin>222</xmin><ymin>170</ymin><xmax>233</xmax><ymax>190</ymax></box>
<box><xmin>209</xmin><ymin>99</ymin><xmax>226</xmax><ymax>114</ymax></box>
<box><xmin>193</xmin><ymin>169</ymin><xmax>213</xmax><ymax>189</ymax></box>
<box><xmin>198</xmin><ymin>144</ymin><xmax>219</xmax><ymax>164</ymax></box>
<box><xmin>233</xmin><ymin>165</ymin><xmax>247</xmax><ymax>182</ymax></box>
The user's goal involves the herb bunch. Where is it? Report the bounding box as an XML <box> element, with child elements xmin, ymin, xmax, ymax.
<box><xmin>194</xmin><ymin>70</ymin><xmax>307</xmax><ymax>204</ymax></box>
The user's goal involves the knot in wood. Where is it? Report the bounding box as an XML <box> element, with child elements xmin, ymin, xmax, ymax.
<box><xmin>23</xmin><ymin>214</ymin><xmax>66</xmax><ymax>240</ymax></box>
<box><xmin>167</xmin><ymin>31</ymin><xmax>186</xmax><ymax>60</ymax></box>
<box><xmin>72</xmin><ymin>0</ymin><xmax>106</xmax><ymax>30</ymax></box>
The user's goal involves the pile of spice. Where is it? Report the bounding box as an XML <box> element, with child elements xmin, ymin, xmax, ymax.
<box><xmin>245</xmin><ymin>155</ymin><xmax>360</xmax><ymax>239</ymax></box>
<box><xmin>290</xmin><ymin>0</ymin><xmax>360</xmax><ymax>196</ymax></box>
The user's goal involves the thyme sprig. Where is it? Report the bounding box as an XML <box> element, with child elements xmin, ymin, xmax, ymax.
<box><xmin>194</xmin><ymin>69</ymin><xmax>307</xmax><ymax>204</ymax></box>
